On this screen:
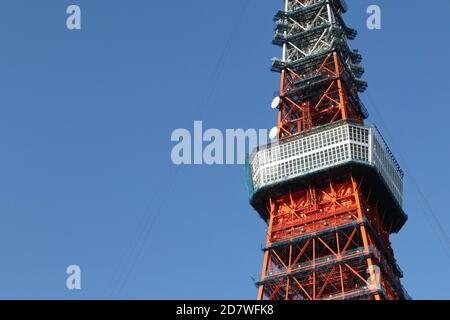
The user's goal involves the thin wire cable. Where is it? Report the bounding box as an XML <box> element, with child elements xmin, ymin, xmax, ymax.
<box><xmin>191</xmin><ymin>0</ymin><xmax>254</xmax><ymax>120</ymax></box>
<box><xmin>106</xmin><ymin>0</ymin><xmax>255</xmax><ymax>298</ymax></box>
<box><xmin>104</xmin><ymin>175</ymin><xmax>168</xmax><ymax>298</ymax></box>
<box><xmin>365</xmin><ymin>90</ymin><xmax>450</xmax><ymax>258</ymax></box>
<box><xmin>113</xmin><ymin>167</ymin><xmax>179</xmax><ymax>297</ymax></box>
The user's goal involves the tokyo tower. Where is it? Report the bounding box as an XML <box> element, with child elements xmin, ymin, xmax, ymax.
<box><xmin>246</xmin><ymin>0</ymin><xmax>409</xmax><ymax>300</ymax></box>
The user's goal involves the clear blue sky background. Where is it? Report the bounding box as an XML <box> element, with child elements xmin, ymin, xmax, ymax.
<box><xmin>0</xmin><ymin>0</ymin><xmax>449</xmax><ymax>300</ymax></box>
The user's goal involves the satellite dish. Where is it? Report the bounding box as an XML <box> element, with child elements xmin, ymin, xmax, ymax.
<box><xmin>271</xmin><ymin>96</ymin><xmax>281</xmax><ymax>109</ymax></box>
<box><xmin>269</xmin><ymin>127</ymin><xmax>279</xmax><ymax>140</ymax></box>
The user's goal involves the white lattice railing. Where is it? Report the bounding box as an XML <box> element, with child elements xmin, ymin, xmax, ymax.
<box><xmin>248</xmin><ymin>122</ymin><xmax>403</xmax><ymax>206</ymax></box>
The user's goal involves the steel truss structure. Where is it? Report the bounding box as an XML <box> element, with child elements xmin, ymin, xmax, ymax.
<box><xmin>273</xmin><ymin>0</ymin><xmax>367</xmax><ymax>137</ymax></box>
<box><xmin>246</xmin><ymin>0</ymin><xmax>409</xmax><ymax>300</ymax></box>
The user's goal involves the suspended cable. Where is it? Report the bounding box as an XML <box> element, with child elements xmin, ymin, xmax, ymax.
<box><xmin>365</xmin><ymin>90</ymin><xmax>450</xmax><ymax>258</ymax></box>
<box><xmin>105</xmin><ymin>0</ymin><xmax>255</xmax><ymax>298</ymax></box>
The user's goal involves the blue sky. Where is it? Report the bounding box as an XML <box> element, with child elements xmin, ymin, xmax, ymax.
<box><xmin>0</xmin><ymin>0</ymin><xmax>449</xmax><ymax>299</ymax></box>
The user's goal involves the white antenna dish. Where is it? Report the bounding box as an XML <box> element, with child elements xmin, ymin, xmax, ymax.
<box><xmin>269</xmin><ymin>127</ymin><xmax>279</xmax><ymax>140</ymax></box>
<box><xmin>271</xmin><ymin>96</ymin><xmax>281</xmax><ymax>109</ymax></box>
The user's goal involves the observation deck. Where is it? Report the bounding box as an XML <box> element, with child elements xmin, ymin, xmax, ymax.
<box><xmin>246</xmin><ymin>121</ymin><xmax>407</xmax><ymax>232</ymax></box>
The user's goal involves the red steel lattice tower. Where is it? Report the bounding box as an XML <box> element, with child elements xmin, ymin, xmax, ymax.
<box><xmin>246</xmin><ymin>0</ymin><xmax>409</xmax><ymax>300</ymax></box>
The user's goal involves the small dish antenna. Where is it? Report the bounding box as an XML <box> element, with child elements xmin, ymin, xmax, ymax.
<box><xmin>271</xmin><ymin>96</ymin><xmax>281</xmax><ymax>109</ymax></box>
<box><xmin>269</xmin><ymin>127</ymin><xmax>279</xmax><ymax>140</ymax></box>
